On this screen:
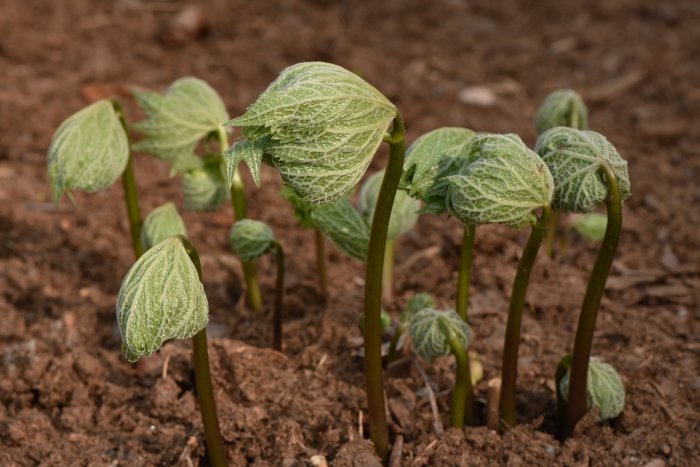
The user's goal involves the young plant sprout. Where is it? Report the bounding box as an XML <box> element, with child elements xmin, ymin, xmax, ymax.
<box><xmin>229</xmin><ymin>220</ymin><xmax>285</xmax><ymax>351</ymax></box>
<box><xmin>409</xmin><ymin>308</ymin><xmax>473</xmax><ymax>427</ymax></box>
<box><xmin>570</xmin><ymin>212</ymin><xmax>607</xmax><ymax>242</ymax></box>
<box><xmin>387</xmin><ymin>292</ymin><xmax>436</xmax><ymax>362</ymax></box>
<box><xmin>132</xmin><ymin>77</ymin><xmax>262</xmax><ymax>311</ymax></box>
<box><xmin>116</xmin><ymin>236</ymin><xmax>227</xmax><ymax>466</ymax></box>
<box><xmin>141</xmin><ymin>202</ymin><xmax>187</xmax><ymax>250</ymax></box>
<box><xmin>47</xmin><ymin>99</ymin><xmax>144</xmax><ymax>258</ymax></box>
<box><xmin>557</xmin><ymin>357</ymin><xmax>625</xmax><ymax>422</ymax></box>
<box><xmin>446</xmin><ymin>133</ymin><xmax>554</xmax><ymax>429</ymax></box>
<box><xmin>535</xmin><ymin>127</ymin><xmax>630</xmax><ymax>435</ymax></box>
<box><xmin>224</xmin><ymin>62</ymin><xmax>400</xmax><ymax>458</ymax></box>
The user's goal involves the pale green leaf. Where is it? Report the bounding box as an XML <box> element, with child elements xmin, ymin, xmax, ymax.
<box><xmin>310</xmin><ymin>197</ymin><xmax>369</xmax><ymax>261</ymax></box>
<box><xmin>229</xmin><ymin>219</ymin><xmax>276</xmax><ymax>262</ymax></box>
<box><xmin>226</xmin><ymin>62</ymin><xmax>397</xmax><ymax>205</ymax></box>
<box><xmin>408</xmin><ymin>308</ymin><xmax>471</xmax><ymax>362</ymax></box>
<box><xmin>447</xmin><ymin>134</ymin><xmax>554</xmax><ymax>229</ymax></box>
<box><xmin>534</xmin><ymin>89</ymin><xmax>588</xmax><ymax>135</ymax></box>
<box><xmin>400</xmin><ymin>292</ymin><xmax>436</xmax><ymax>326</ymax></box>
<box><xmin>358</xmin><ymin>310</ymin><xmax>392</xmax><ymax>334</ymax></box>
<box><xmin>535</xmin><ymin>128</ymin><xmax>631</xmax><ymax>212</ymax></box>
<box><xmin>280</xmin><ymin>186</ymin><xmax>315</xmax><ymax>229</ymax></box>
<box><xmin>141</xmin><ymin>203</ymin><xmax>188</xmax><ymax>251</ymax></box>
<box><xmin>359</xmin><ymin>170</ymin><xmax>421</xmax><ymax>241</ymax></box>
<box><xmin>183</xmin><ymin>161</ymin><xmax>228</xmax><ymax>212</ymax></box>
<box><xmin>223</xmin><ymin>137</ymin><xmax>265</xmax><ymax>188</ymax></box>
<box><xmin>133</xmin><ymin>77</ymin><xmax>229</xmax><ymax>174</ymax></box>
<box><xmin>571</xmin><ymin>212</ymin><xmax>607</xmax><ymax>242</ymax></box>
<box><xmin>116</xmin><ymin>237</ymin><xmax>208</xmax><ymax>362</ymax></box>
<box><xmin>47</xmin><ymin>100</ymin><xmax>129</xmax><ymax>204</ymax></box>
<box><xmin>560</xmin><ymin>358</ymin><xmax>625</xmax><ymax>421</ymax></box>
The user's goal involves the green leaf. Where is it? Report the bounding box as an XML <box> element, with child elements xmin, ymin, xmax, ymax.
<box><xmin>400</xmin><ymin>292</ymin><xmax>436</xmax><ymax>326</ymax></box>
<box><xmin>401</xmin><ymin>127</ymin><xmax>476</xmax><ymax>214</ymax></box>
<box><xmin>571</xmin><ymin>212</ymin><xmax>607</xmax><ymax>242</ymax></box>
<box><xmin>226</xmin><ymin>62</ymin><xmax>397</xmax><ymax>205</ymax></box>
<box><xmin>534</xmin><ymin>89</ymin><xmax>588</xmax><ymax>135</ymax></box>
<box><xmin>47</xmin><ymin>100</ymin><xmax>129</xmax><ymax>204</ymax></box>
<box><xmin>141</xmin><ymin>203</ymin><xmax>188</xmax><ymax>251</ymax></box>
<box><xmin>559</xmin><ymin>358</ymin><xmax>625</xmax><ymax>421</ymax></box>
<box><xmin>359</xmin><ymin>170</ymin><xmax>421</xmax><ymax>241</ymax></box>
<box><xmin>280</xmin><ymin>186</ymin><xmax>315</xmax><ymax>229</ymax></box>
<box><xmin>358</xmin><ymin>310</ymin><xmax>392</xmax><ymax>334</ymax></box>
<box><xmin>447</xmin><ymin>134</ymin><xmax>554</xmax><ymax>229</ymax></box>
<box><xmin>535</xmin><ymin>128</ymin><xmax>631</xmax><ymax>212</ymax></box>
<box><xmin>310</xmin><ymin>197</ymin><xmax>369</xmax><ymax>261</ymax></box>
<box><xmin>229</xmin><ymin>219</ymin><xmax>277</xmax><ymax>262</ymax></box>
<box><xmin>223</xmin><ymin>137</ymin><xmax>266</xmax><ymax>188</ymax></box>
<box><xmin>408</xmin><ymin>308</ymin><xmax>471</xmax><ymax>362</ymax></box>
<box><xmin>183</xmin><ymin>160</ymin><xmax>228</xmax><ymax>212</ymax></box>
<box><xmin>117</xmin><ymin>237</ymin><xmax>208</xmax><ymax>362</ymax></box>
<box><xmin>133</xmin><ymin>77</ymin><xmax>229</xmax><ymax>174</ymax></box>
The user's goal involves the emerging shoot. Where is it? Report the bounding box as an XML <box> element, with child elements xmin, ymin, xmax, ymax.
<box><xmin>387</xmin><ymin>292</ymin><xmax>436</xmax><ymax>362</ymax></box>
<box><xmin>558</xmin><ymin>358</ymin><xmax>625</xmax><ymax>422</ymax></box>
<box><xmin>141</xmin><ymin>202</ymin><xmax>187</xmax><ymax>251</ymax></box>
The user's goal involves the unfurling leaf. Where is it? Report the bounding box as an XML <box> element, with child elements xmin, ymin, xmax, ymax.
<box><xmin>141</xmin><ymin>203</ymin><xmax>188</xmax><ymax>251</ymax></box>
<box><xmin>447</xmin><ymin>134</ymin><xmax>554</xmax><ymax>229</ymax></box>
<box><xmin>535</xmin><ymin>127</ymin><xmax>631</xmax><ymax>212</ymax></box>
<box><xmin>133</xmin><ymin>77</ymin><xmax>229</xmax><ymax>174</ymax></box>
<box><xmin>571</xmin><ymin>212</ymin><xmax>607</xmax><ymax>242</ymax></box>
<box><xmin>229</xmin><ymin>219</ymin><xmax>277</xmax><ymax>262</ymax></box>
<box><xmin>47</xmin><ymin>100</ymin><xmax>129</xmax><ymax>204</ymax></box>
<box><xmin>116</xmin><ymin>237</ymin><xmax>208</xmax><ymax>362</ymax></box>
<box><xmin>223</xmin><ymin>137</ymin><xmax>266</xmax><ymax>188</ymax></box>
<box><xmin>401</xmin><ymin>127</ymin><xmax>476</xmax><ymax>214</ymax></box>
<box><xmin>359</xmin><ymin>170</ymin><xmax>421</xmax><ymax>241</ymax></box>
<box><xmin>280</xmin><ymin>186</ymin><xmax>315</xmax><ymax>229</ymax></box>
<box><xmin>183</xmin><ymin>161</ymin><xmax>228</xmax><ymax>212</ymax></box>
<box><xmin>310</xmin><ymin>198</ymin><xmax>369</xmax><ymax>261</ymax></box>
<box><xmin>400</xmin><ymin>292</ymin><xmax>436</xmax><ymax>326</ymax></box>
<box><xmin>409</xmin><ymin>308</ymin><xmax>471</xmax><ymax>362</ymax></box>
<box><xmin>226</xmin><ymin>62</ymin><xmax>397</xmax><ymax>205</ymax></box>
<box><xmin>534</xmin><ymin>89</ymin><xmax>588</xmax><ymax>135</ymax></box>
<box><xmin>559</xmin><ymin>358</ymin><xmax>625</xmax><ymax>421</ymax></box>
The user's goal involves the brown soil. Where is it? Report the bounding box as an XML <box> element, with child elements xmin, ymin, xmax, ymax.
<box><xmin>1</xmin><ymin>0</ymin><xmax>699</xmax><ymax>465</ymax></box>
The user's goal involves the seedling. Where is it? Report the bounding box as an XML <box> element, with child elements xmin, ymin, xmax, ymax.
<box><xmin>535</xmin><ymin>127</ymin><xmax>630</xmax><ymax>435</ymax></box>
<box><xmin>387</xmin><ymin>292</ymin><xmax>436</xmax><ymax>362</ymax></box>
<box><xmin>47</xmin><ymin>99</ymin><xmax>144</xmax><ymax>258</ymax></box>
<box><xmin>141</xmin><ymin>202</ymin><xmax>187</xmax><ymax>250</ymax></box>
<box><xmin>557</xmin><ymin>357</ymin><xmax>625</xmax><ymax>422</ymax></box>
<box><xmin>446</xmin><ymin>133</ymin><xmax>554</xmax><ymax>428</ymax></box>
<box><xmin>229</xmin><ymin>220</ymin><xmax>285</xmax><ymax>351</ymax></box>
<box><xmin>224</xmin><ymin>62</ymin><xmax>400</xmax><ymax>458</ymax></box>
<box><xmin>132</xmin><ymin>77</ymin><xmax>262</xmax><ymax>311</ymax></box>
<box><xmin>116</xmin><ymin>236</ymin><xmax>227</xmax><ymax>466</ymax></box>
<box><xmin>570</xmin><ymin>212</ymin><xmax>607</xmax><ymax>243</ymax></box>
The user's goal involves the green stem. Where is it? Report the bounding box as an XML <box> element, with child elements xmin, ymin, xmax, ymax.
<box><xmin>314</xmin><ymin>228</ymin><xmax>328</xmax><ymax>300</ymax></box>
<box><xmin>111</xmin><ymin>100</ymin><xmax>144</xmax><ymax>259</ymax></box>
<box><xmin>179</xmin><ymin>236</ymin><xmax>228</xmax><ymax>467</ymax></box>
<box><xmin>217</xmin><ymin>127</ymin><xmax>262</xmax><ymax>312</ymax></box>
<box><xmin>444</xmin><ymin>323</ymin><xmax>473</xmax><ymax>428</ymax></box>
<box><xmin>555</xmin><ymin>354</ymin><xmax>573</xmax><ymax>436</ymax></box>
<box><xmin>382</xmin><ymin>239</ymin><xmax>395</xmax><ymax>303</ymax></box>
<box><xmin>499</xmin><ymin>205</ymin><xmax>551</xmax><ymax>429</ymax></box>
<box><xmin>456</xmin><ymin>224</ymin><xmax>475</xmax><ymax>322</ymax></box>
<box><xmin>273</xmin><ymin>243</ymin><xmax>285</xmax><ymax>352</ymax></box>
<box><xmin>565</xmin><ymin>162</ymin><xmax>622</xmax><ymax>436</ymax></box>
<box><xmin>363</xmin><ymin>113</ymin><xmax>405</xmax><ymax>461</ymax></box>
<box><xmin>543</xmin><ymin>211</ymin><xmax>559</xmax><ymax>259</ymax></box>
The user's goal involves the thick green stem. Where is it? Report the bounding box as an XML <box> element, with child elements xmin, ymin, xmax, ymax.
<box><xmin>499</xmin><ymin>205</ymin><xmax>552</xmax><ymax>429</ymax></box>
<box><xmin>544</xmin><ymin>211</ymin><xmax>559</xmax><ymax>258</ymax></box>
<box><xmin>382</xmin><ymin>239</ymin><xmax>395</xmax><ymax>303</ymax></box>
<box><xmin>314</xmin><ymin>228</ymin><xmax>328</xmax><ymax>300</ymax></box>
<box><xmin>565</xmin><ymin>163</ymin><xmax>622</xmax><ymax>436</ymax></box>
<box><xmin>555</xmin><ymin>354</ymin><xmax>573</xmax><ymax>435</ymax></box>
<box><xmin>363</xmin><ymin>113</ymin><xmax>405</xmax><ymax>461</ymax></box>
<box><xmin>273</xmin><ymin>243</ymin><xmax>285</xmax><ymax>352</ymax></box>
<box><xmin>111</xmin><ymin>101</ymin><xmax>143</xmax><ymax>259</ymax></box>
<box><xmin>217</xmin><ymin>127</ymin><xmax>262</xmax><ymax>312</ymax></box>
<box><xmin>444</xmin><ymin>324</ymin><xmax>473</xmax><ymax>428</ymax></box>
<box><xmin>456</xmin><ymin>224</ymin><xmax>475</xmax><ymax>322</ymax></box>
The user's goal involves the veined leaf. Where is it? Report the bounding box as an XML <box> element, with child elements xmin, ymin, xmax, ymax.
<box><xmin>226</xmin><ymin>62</ymin><xmax>397</xmax><ymax>205</ymax></box>
<box><xmin>447</xmin><ymin>134</ymin><xmax>554</xmax><ymax>229</ymax></box>
<box><xmin>359</xmin><ymin>170</ymin><xmax>421</xmax><ymax>241</ymax></box>
<box><xmin>535</xmin><ymin>127</ymin><xmax>631</xmax><ymax>212</ymax></box>
<box><xmin>223</xmin><ymin>137</ymin><xmax>266</xmax><ymax>188</ymax></box>
<box><xmin>183</xmin><ymin>160</ymin><xmax>228</xmax><ymax>212</ymax></box>
<box><xmin>47</xmin><ymin>100</ymin><xmax>129</xmax><ymax>204</ymax></box>
<box><xmin>280</xmin><ymin>186</ymin><xmax>315</xmax><ymax>229</ymax></box>
<box><xmin>116</xmin><ymin>237</ymin><xmax>208</xmax><ymax>363</ymax></box>
<box><xmin>310</xmin><ymin>197</ymin><xmax>369</xmax><ymax>261</ymax></box>
<box><xmin>534</xmin><ymin>89</ymin><xmax>588</xmax><ymax>135</ymax></box>
<box><xmin>560</xmin><ymin>358</ymin><xmax>625</xmax><ymax>421</ymax></box>
<box><xmin>409</xmin><ymin>308</ymin><xmax>471</xmax><ymax>362</ymax></box>
<box><xmin>133</xmin><ymin>77</ymin><xmax>229</xmax><ymax>174</ymax></box>
<box><xmin>141</xmin><ymin>203</ymin><xmax>188</xmax><ymax>251</ymax></box>
<box><xmin>229</xmin><ymin>219</ymin><xmax>277</xmax><ymax>262</ymax></box>
<box><xmin>401</xmin><ymin>127</ymin><xmax>476</xmax><ymax>214</ymax></box>
<box><xmin>400</xmin><ymin>292</ymin><xmax>436</xmax><ymax>327</ymax></box>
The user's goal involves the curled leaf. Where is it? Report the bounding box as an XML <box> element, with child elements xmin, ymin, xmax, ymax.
<box><xmin>400</xmin><ymin>292</ymin><xmax>436</xmax><ymax>326</ymax></box>
<box><xmin>359</xmin><ymin>170</ymin><xmax>421</xmax><ymax>241</ymax></box>
<box><xmin>559</xmin><ymin>358</ymin><xmax>625</xmax><ymax>421</ymax></box>
<box><xmin>141</xmin><ymin>203</ymin><xmax>188</xmax><ymax>251</ymax></box>
<box><xmin>183</xmin><ymin>160</ymin><xmax>228</xmax><ymax>212</ymax></box>
<box><xmin>47</xmin><ymin>100</ymin><xmax>129</xmax><ymax>204</ymax></box>
<box><xmin>535</xmin><ymin>127</ymin><xmax>631</xmax><ymax>212</ymax></box>
<box><xmin>310</xmin><ymin>198</ymin><xmax>369</xmax><ymax>261</ymax></box>
<box><xmin>229</xmin><ymin>219</ymin><xmax>276</xmax><ymax>262</ymax></box>
<box><xmin>226</xmin><ymin>62</ymin><xmax>397</xmax><ymax>204</ymax></box>
<box><xmin>534</xmin><ymin>89</ymin><xmax>588</xmax><ymax>134</ymax></box>
<box><xmin>116</xmin><ymin>237</ymin><xmax>208</xmax><ymax>362</ymax></box>
<box><xmin>280</xmin><ymin>186</ymin><xmax>315</xmax><ymax>229</ymax></box>
<box><xmin>447</xmin><ymin>134</ymin><xmax>554</xmax><ymax>229</ymax></box>
<box><xmin>223</xmin><ymin>137</ymin><xmax>265</xmax><ymax>188</ymax></box>
<box><xmin>409</xmin><ymin>308</ymin><xmax>471</xmax><ymax>362</ymax></box>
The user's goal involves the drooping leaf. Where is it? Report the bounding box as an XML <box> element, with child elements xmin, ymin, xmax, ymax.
<box><xmin>223</xmin><ymin>137</ymin><xmax>266</xmax><ymax>188</ymax></box>
<box><xmin>183</xmin><ymin>160</ymin><xmax>228</xmax><ymax>212</ymax></box>
<box><xmin>559</xmin><ymin>358</ymin><xmax>625</xmax><ymax>421</ymax></box>
<box><xmin>359</xmin><ymin>170</ymin><xmax>421</xmax><ymax>241</ymax></box>
<box><xmin>116</xmin><ymin>237</ymin><xmax>208</xmax><ymax>363</ymax></box>
<box><xmin>47</xmin><ymin>100</ymin><xmax>129</xmax><ymax>204</ymax></box>
<box><xmin>133</xmin><ymin>77</ymin><xmax>229</xmax><ymax>174</ymax></box>
<box><xmin>535</xmin><ymin>127</ymin><xmax>631</xmax><ymax>212</ymax></box>
<box><xmin>280</xmin><ymin>186</ymin><xmax>315</xmax><ymax>229</ymax></box>
<box><xmin>534</xmin><ymin>89</ymin><xmax>588</xmax><ymax>135</ymax></box>
<box><xmin>310</xmin><ymin>197</ymin><xmax>369</xmax><ymax>261</ymax></box>
<box><xmin>401</xmin><ymin>127</ymin><xmax>476</xmax><ymax>214</ymax></box>
<box><xmin>229</xmin><ymin>219</ymin><xmax>277</xmax><ymax>262</ymax></box>
<box><xmin>409</xmin><ymin>308</ymin><xmax>471</xmax><ymax>362</ymax></box>
<box><xmin>141</xmin><ymin>203</ymin><xmax>188</xmax><ymax>251</ymax></box>
<box><xmin>226</xmin><ymin>62</ymin><xmax>397</xmax><ymax>205</ymax></box>
<box><xmin>400</xmin><ymin>292</ymin><xmax>436</xmax><ymax>326</ymax></box>
<box><xmin>571</xmin><ymin>212</ymin><xmax>607</xmax><ymax>242</ymax></box>
<box><xmin>447</xmin><ymin>134</ymin><xmax>554</xmax><ymax>229</ymax></box>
